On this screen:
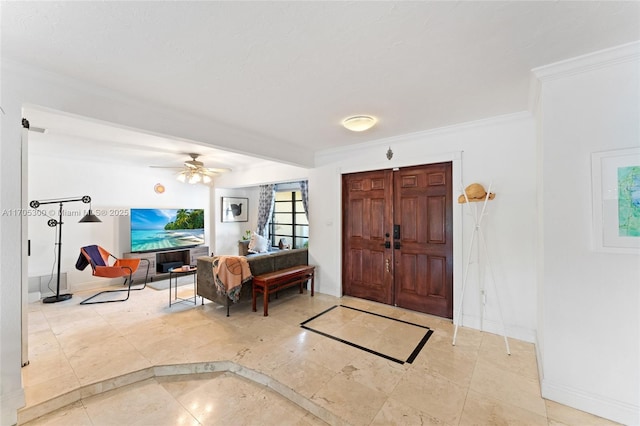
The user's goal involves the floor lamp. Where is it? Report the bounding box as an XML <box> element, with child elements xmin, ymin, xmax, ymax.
<box><xmin>29</xmin><ymin>195</ymin><xmax>102</xmax><ymax>303</ymax></box>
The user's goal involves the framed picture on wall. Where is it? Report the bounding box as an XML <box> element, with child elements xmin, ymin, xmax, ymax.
<box><xmin>221</xmin><ymin>197</ymin><xmax>248</xmax><ymax>222</ymax></box>
<box><xmin>591</xmin><ymin>147</ymin><xmax>640</xmax><ymax>253</ymax></box>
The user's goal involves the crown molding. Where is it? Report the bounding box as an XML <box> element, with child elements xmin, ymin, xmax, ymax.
<box><xmin>314</xmin><ymin>111</ymin><xmax>531</xmax><ymax>166</ymax></box>
<box><xmin>532</xmin><ymin>40</ymin><xmax>640</xmax><ymax>82</ymax></box>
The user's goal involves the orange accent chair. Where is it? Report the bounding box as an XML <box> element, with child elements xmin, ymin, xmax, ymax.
<box><xmin>77</xmin><ymin>245</ymin><xmax>149</xmax><ymax>305</ymax></box>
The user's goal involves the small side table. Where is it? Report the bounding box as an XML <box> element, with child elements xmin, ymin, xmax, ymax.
<box><xmin>168</xmin><ymin>266</ymin><xmax>197</xmax><ymax>307</ymax></box>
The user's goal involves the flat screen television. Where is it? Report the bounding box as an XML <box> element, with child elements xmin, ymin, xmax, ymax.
<box><xmin>130</xmin><ymin>208</ymin><xmax>205</xmax><ymax>253</ymax></box>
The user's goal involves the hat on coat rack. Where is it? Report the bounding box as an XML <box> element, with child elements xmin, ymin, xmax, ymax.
<box><xmin>458</xmin><ymin>183</ymin><xmax>496</xmax><ymax>203</ymax></box>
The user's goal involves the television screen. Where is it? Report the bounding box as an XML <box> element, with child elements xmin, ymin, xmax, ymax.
<box><xmin>130</xmin><ymin>208</ymin><xmax>205</xmax><ymax>253</ymax></box>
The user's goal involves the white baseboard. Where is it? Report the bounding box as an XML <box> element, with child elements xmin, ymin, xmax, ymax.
<box><xmin>27</xmin><ymin>292</ymin><xmax>41</xmax><ymax>303</ymax></box>
<box><xmin>541</xmin><ymin>379</ymin><xmax>639</xmax><ymax>425</ymax></box>
<box><xmin>460</xmin><ymin>313</ymin><xmax>536</xmax><ymax>343</ymax></box>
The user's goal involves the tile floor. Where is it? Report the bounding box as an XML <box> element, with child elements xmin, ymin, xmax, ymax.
<box><xmin>20</xmin><ymin>280</ymin><xmax>619</xmax><ymax>425</ymax></box>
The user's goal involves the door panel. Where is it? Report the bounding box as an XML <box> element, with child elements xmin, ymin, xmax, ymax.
<box><xmin>342</xmin><ymin>163</ymin><xmax>452</xmax><ymax>318</ymax></box>
<box><xmin>394</xmin><ymin>163</ymin><xmax>453</xmax><ymax>318</ymax></box>
<box><xmin>342</xmin><ymin>170</ymin><xmax>393</xmax><ymax>304</ymax></box>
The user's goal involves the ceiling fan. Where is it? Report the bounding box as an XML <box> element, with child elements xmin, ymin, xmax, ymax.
<box><xmin>151</xmin><ymin>153</ymin><xmax>231</xmax><ymax>184</ymax></box>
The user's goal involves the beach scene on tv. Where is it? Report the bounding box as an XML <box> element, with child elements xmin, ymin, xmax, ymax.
<box><xmin>130</xmin><ymin>208</ymin><xmax>205</xmax><ymax>252</ymax></box>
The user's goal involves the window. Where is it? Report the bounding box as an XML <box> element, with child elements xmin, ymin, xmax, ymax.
<box><xmin>270</xmin><ymin>190</ymin><xmax>308</xmax><ymax>249</ymax></box>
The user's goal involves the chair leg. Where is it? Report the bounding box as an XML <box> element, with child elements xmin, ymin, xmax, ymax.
<box><xmin>80</xmin><ymin>260</ymin><xmax>149</xmax><ymax>305</ymax></box>
<box><xmin>128</xmin><ymin>259</ymin><xmax>150</xmax><ymax>291</ymax></box>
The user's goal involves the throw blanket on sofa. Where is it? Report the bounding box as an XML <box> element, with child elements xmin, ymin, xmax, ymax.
<box><xmin>212</xmin><ymin>256</ymin><xmax>253</xmax><ymax>302</ymax></box>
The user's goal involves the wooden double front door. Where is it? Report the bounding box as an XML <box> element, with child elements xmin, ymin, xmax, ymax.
<box><xmin>342</xmin><ymin>163</ymin><xmax>453</xmax><ymax>318</ymax></box>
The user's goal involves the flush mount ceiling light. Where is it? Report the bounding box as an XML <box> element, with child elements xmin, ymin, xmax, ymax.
<box><xmin>342</xmin><ymin>115</ymin><xmax>377</xmax><ymax>132</ymax></box>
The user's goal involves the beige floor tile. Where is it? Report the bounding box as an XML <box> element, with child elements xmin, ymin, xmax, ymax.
<box><xmin>25</xmin><ymin>330</ymin><xmax>62</xmax><ymax>361</ymax></box>
<box><xmin>339</xmin><ymin>353</ymin><xmax>408</xmax><ymax>395</ymax></box>
<box><xmin>478</xmin><ymin>332</ymin><xmax>539</xmax><ymax>380</ymax></box>
<box><xmin>460</xmin><ymin>390</ymin><xmax>547</xmax><ymax>426</ymax></box>
<box><xmin>82</xmin><ymin>378</ymin><xmax>198</xmax><ymax>426</ymax></box>
<box><xmin>390</xmin><ymin>366</ymin><xmax>467</xmax><ymax>425</ymax></box>
<box><xmin>412</xmin><ymin>344</ymin><xmax>478</xmax><ymax>387</ymax></box>
<box><xmin>163</xmin><ymin>372</ymin><xmax>261</xmax><ymax>424</ymax></box>
<box><xmin>234</xmin><ymin>338</ymin><xmax>302</xmax><ymax>373</ymax></box>
<box><xmin>545</xmin><ymin>400</ymin><xmax>622</xmax><ymax>425</ymax></box>
<box><xmin>64</xmin><ymin>335</ymin><xmax>151</xmax><ymax>385</ymax></box>
<box><xmin>54</xmin><ymin>321</ymin><xmax>121</xmax><ymax>355</ymax></box>
<box><xmin>370</xmin><ymin>397</ymin><xmax>449</xmax><ymax>425</ymax></box>
<box><xmin>27</xmin><ymin>310</ymin><xmax>51</xmax><ymax>333</ymax></box>
<box><xmin>22</xmin><ymin>371</ymin><xmax>81</xmax><ymax>407</ymax></box>
<box><xmin>21</xmin><ymin>347</ymin><xmax>75</xmax><ymax>388</ymax></box>
<box><xmin>469</xmin><ymin>358</ymin><xmax>546</xmax><ymax>417</ymax></box>
<box><xmin>299</xmin><ymin>333</ymin><xmax>361</xmax><ymax>373</ymax></box>
<box><xmin>271</xmin><ymin>356</ymin><xmax>337</xmax><ymax>399</ymax></box>
<box><xmin>311</xmin><ymin>372</ymin><xmax>388</xmax><ymax>426</ymax></box>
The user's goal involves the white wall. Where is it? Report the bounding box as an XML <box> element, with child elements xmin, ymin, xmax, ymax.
<box><xmin>213</xmin><ymin>186</ymin><xmax>259</xmax><ymax>256</ymax></box>
<box><xmin>310</xmin><ymin>113</ymin><xmax>538</xmax><ymax>342</ymax></box>
<box><xmin>27</xmin><ymin>139</ymin><xmax>210</xmax><ymax>294</ymax></box>
<box><xmin>536</xmin><ymin>44</ymin><xmax>640</xmax><ymax>424</ymax></box>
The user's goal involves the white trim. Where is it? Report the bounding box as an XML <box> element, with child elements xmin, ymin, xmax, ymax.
<box><xmin>533</xmin><ymin>40</ymin><xmax>640</xmax><ymax>82</ymax></box>
<box><xmin>541</xmin><ymin>379</ymin><xmax>640</xmax><ymax>425</ymax></box>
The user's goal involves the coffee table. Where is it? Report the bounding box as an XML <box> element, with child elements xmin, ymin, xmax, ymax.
<box><xmin>168</xmin><ymin>266</ymin><xmax>197</xmax><ymax>307</ymax></box>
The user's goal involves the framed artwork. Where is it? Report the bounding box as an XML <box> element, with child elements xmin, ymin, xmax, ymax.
<box><xmin>221</xmin><ymin>197</ymin><xmax>248</xmax><ymax>222</ymax></box>
<box><xmin>591</xmin><ymin>147</ymin><xmax>640</xmax><ymax>253</ymax></box>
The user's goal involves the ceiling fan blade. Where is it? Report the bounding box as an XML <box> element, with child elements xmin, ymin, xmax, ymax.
<box><xmin>149</xmin><ymin>166</ymin><xmax>183</xmax><ymax>169</ymax></box>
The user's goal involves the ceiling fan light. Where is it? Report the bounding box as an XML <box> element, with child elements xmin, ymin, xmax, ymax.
<box><xmin>176</xmin><ymin>172</ymin><xmax>187</xmax><ymax>183</ymax></box>
<box><xmin>189</xmin><ymin>172</ymin><xmax>202</xmax><ymax>184</ymax></box>
<box><xmin>342</xmin><ymin>115</ymin><xmax>377</xmax><ymax>132</ymax></box>
<box><xmin>202</xmin><ymin>175</ymin><xmax>212</xmax><ymax>184</ymax></box>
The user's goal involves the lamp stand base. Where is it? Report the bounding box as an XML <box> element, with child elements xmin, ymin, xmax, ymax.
<box><xmin>42</xmin><ymin>293</ymin><xmax>73</xmax><ymax>304</ymax></box>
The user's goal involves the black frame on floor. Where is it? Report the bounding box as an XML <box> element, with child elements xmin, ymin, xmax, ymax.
<box><xmin>300</xmin><ymin>305</ymin><xmax>433</xmax><ymax>364</ymax></box>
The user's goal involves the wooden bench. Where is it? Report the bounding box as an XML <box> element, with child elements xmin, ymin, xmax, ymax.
<box><xmin>252</xmin><ymin>265</ymin><xmax>315</xmax><ymax>316</ymax></box>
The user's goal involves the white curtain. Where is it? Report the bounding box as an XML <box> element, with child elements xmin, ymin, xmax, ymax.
<box><xmin>256</xmin><ymin>184</ymin><xmax>276</xmax><ymax>237</ymax></box>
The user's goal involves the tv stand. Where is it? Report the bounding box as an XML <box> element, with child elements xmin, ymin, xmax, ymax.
<box><xmin>123</xmin><ymin>246</ymin><xmax>209</xmax><ymax>282</ymax></box>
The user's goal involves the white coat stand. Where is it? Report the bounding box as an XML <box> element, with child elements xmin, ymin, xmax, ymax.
<box><xmin>452</xmin><ymin>183</ymin><xmax>510</xmax><ymax>355</ymax></box>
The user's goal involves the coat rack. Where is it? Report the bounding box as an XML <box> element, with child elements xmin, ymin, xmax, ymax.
<box><xmin>452</xmin><ymin>183</ymin><xmax>510</xmax><ymax>355</ymax></box>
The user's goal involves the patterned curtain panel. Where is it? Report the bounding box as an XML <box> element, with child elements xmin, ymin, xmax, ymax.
<box><xmin>300</xmin><ymin>180</ymin><xmax>309</xmax><ymax>220</ymax></box>
<box><xmin>256</xmin><ymin>184</ymin><xmax>276</xmax><ymax>237</ymax></box>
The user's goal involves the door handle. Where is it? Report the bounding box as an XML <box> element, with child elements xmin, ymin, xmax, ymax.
<box><xmin>382</xmin><ymin>241</ymin><xmax>391</xmax><ymax>249</ymax></box>
<box><xmin>394</xmin><ymin>242</ymin><xmax>401</xmax><ymax>249</ymax></box>
<box><xmin>385</xmin><ymin>259</ymin><xmax>390</xmax><ymax>272</ymax></box>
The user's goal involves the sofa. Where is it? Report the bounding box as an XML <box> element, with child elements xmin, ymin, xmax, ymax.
<box><xmin>196</xmin><ymin>246</ymin><xmax>309</xmax><ymax>315</ymax></box>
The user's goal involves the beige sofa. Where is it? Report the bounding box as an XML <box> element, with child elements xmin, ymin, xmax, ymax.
<box><xmin>196</xmin><ymin>247</ymin><xmax>309</xmax><ymax>315</ymax></box>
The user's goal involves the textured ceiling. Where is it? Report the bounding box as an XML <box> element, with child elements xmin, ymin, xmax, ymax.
<box><xmin>2</xmin><ymin>1</ymin><xmax>639</xmax><ymax>166</ymax></box>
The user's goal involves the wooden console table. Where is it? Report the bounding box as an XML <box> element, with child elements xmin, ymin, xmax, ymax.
<box><xmin>252</xmin><ymin>265</ymin><xmax>315</xmax><ymax>316</ymax></box>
